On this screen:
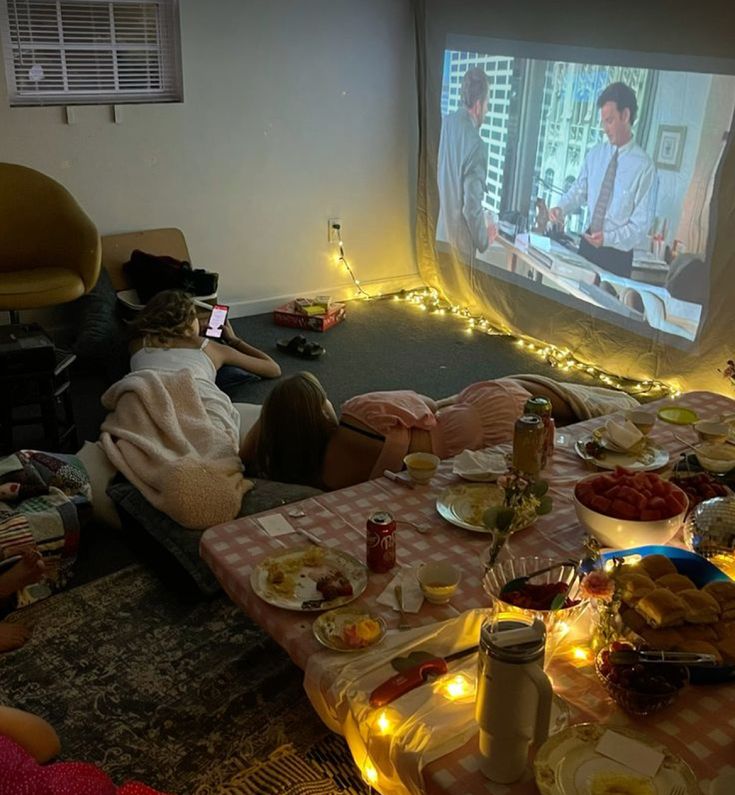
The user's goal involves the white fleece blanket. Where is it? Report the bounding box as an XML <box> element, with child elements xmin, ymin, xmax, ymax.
<box><xmin>99</xmin><ymin>369</ymin><xmax>251</xmax><ymax>530</ymax></box>
<box><xmin>512</xmin><ymin>373</ymin><xmax>640</xmax><ymax>419</ymax></box>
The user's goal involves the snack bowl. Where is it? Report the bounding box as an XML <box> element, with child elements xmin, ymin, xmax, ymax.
<box><xmin>403</xmin><ymin>452</ymin><xmax>440</xmax><ymax>484</ymax></box>
<box><xmin>595</xmin><ymin>642</ymin><xmax>688</xmax><ymax>716</ymax></box>
<box><xmin>417</xmin><ymin>561</ymin><xmax>460</xmax><ymax>604</ymax></box>
<box><xmin>482</xmin><ymin>556</ymin><xmax>589</xmax><ymax>639</ymax></box>
<box><xmin>694</xmin><ymin>420</ymin><xmax>730</xmax><ymax>444</ymax></box>
<box><xmin>573</xmin><ymin>473</ymin><xmax>688</xmax><ymax>548</ymax></box>
<box><xmin>694</xmin><ymin>443</ymin><xmax>735</xmax><ymax>474</ymax></box>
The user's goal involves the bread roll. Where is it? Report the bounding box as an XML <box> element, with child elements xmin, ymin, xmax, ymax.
<box><xmin>617</xmin><ymin>573</ymin><xmax>656</xmax><ymax>606</ymax></box>
<box><xmin>678</xmin><ymin>588</ymin><xmax>720</xmax><ymax>624</ymax></box>
<box><xmin>702</xmin><ymin>580</ymin><xmax>735</xmax><ymax>612</ymax></box>
<box><xmin>716</xmin><ymin>636</ymin><xmax>735</xmax><ymax>665</ymax></box>
<box><xmin>636</xmin><ymin>589</ymin><xmax>686</xmax><ymax>628</ymax></box>
<box><xmin>639</xmin><ymin>554</ymin><xmax>677</xmax><ymax>579</ymax></box>
<box><xmin>639</xmin><ymin>627</ymin><xmax>683</xmax><ymax>650</ymax></box>
<box><xmin>678</xmin><ymin>623</ymin><xmax>718</xmax><ymax>643</ymax></box>
<box><xmin>655</xmin><ymin>573</ymin><xmax>697</xmax><ymax>593</ymax></box>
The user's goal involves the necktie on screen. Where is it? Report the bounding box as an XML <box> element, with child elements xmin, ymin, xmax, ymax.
<box><xmin>589</xmin><ymin>148</ymin><xmax>619</xmax><ymax>235</ymax></box>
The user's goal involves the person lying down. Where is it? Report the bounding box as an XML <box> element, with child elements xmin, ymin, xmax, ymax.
<box><xmin>241</xmin><ymin>372</ymin><xmax>639</xmax><ymax>491</ymax></box>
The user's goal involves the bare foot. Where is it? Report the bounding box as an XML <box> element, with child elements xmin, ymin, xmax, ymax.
<box><xmin>0</xmin><ymin>623</ymin><xmax>31</xmax><ymax>652</ymax></box>
<box><xmin>0</xmin><ymin>548</ymin><xmax>45</xmax><ymax>599</ymax></box>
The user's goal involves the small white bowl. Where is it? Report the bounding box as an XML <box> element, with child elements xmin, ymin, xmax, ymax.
<box><xmin>694</xmin><ymin>421</ymin><xmax>730</xmax><ymax>445</ymax></box>
<box><xmin>695</xmin><ymin>442</ymin><xmax>735</xmax><ymax>474</ymax></box>
<box><xmin>572</xmin><ymin>473</ymin><xmax>688</xmax><ymax>549</ymax></box>
<box><xmin>417</xmin><ymin>561</ymin><xmax>460</xmax><ymax>604</ymax></box>
<box><xmin>626</xmin><ymin>409</ymin><xmax>656</xmax><ymax>435</ymax></box>
<box><xmin>403</xmin><ymin>452</ymin><xmax>440</xmax><ymax>484</ymax></box>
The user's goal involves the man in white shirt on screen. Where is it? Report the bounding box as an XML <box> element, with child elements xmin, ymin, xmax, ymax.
<box><xmin>549</xmin><ymin>82</ymin><xmax>655</xmax><ymax>278</ymax></box>
<box><xmin>436</xmin><ymin>67</ymin><xmax>497</xmax><ymax>263</ymax></box>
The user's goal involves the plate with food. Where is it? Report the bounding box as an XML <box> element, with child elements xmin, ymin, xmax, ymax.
<box><xmin>312</xmin><ymin>607</ymin><xmax>387</xmax><ymax>652</ymax></box>
<box><xmin>436</xmin><ymin>482</ymin><xmax>536</xmax><ymax>533</ymax></box>
<box><xmin>598</xmin><ymin>546</ymin><xmax>735</xmax><ymax>683</ymax></box>
<box><xmin>534</xmin><ymin>723</ymin><xmax>698</xmax><ymax>795</ymax></box>
<box><xmin>575</xmin><ymin>435</ymin><xmax>669</xmax><ymax>472</ymax></box>
<box><xmin>250</xmin><ymin>546</ymin><xmax>368</xmax><ymax>611</ymax></box>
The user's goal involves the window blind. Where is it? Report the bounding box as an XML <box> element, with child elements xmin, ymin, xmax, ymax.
<box><xmin>0</xmin><ymin>0</ymin><xmax>182</xmax><ymax>105</ymax></box>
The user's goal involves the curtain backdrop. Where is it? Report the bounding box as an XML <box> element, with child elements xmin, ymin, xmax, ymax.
<box><xmin>414</xmin><ymin>0</ymin><xmax>735</xmax><ymax>394</ymax></box>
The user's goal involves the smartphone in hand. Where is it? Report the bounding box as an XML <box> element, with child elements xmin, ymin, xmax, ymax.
<box><xmin>204</xmin><ymin>304</ymin><xmax>229</xmax><ymax>339</ymax></box>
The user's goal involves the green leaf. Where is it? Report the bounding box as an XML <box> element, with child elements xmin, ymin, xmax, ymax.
<box><xmin>483</xmin><ymin>507</ymin><xmax>500</xmax><ymax>528</ymax></box>
<box><xmin>550</xmin><ymin>592</ymin><xmax>567</xmax><ymax>610</ymax></box>
<box><xmin>391</xmin><ymin>651</ymin><xmax>435</xmax><ymax>672</ymax></box>
<box><xmin>531</xmin><ymin>480</ymin><xmax>549</xmax><ymax>497</ymax></box>
<box><xmin>537</xmin><ymin>495</ymin><xmax>553</xmax><ymax>515</ymax></box>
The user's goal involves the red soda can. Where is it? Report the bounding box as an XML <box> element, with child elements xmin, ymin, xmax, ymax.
<box><xmin>366</xmin><ymin>511</ymin><xmax>396</xmax><ymax>573</ymax></box>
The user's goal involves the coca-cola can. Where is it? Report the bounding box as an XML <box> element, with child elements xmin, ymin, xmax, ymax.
<box><xmin>366</xmin><ymin>511</ymin><xmax>396</xmax><ymax>573</ymax></box>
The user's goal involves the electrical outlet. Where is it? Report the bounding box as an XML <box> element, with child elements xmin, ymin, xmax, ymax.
<box><xmin>328</xmin><ymin>218</ymin><xmax>342</xmax><ymax>243</ymax></box>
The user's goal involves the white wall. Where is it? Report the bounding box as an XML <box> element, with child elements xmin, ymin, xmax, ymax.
<box><xmin>0</xmin><ymin>0</ymin><xmax>420</xmax><ymax>316</ymax></box>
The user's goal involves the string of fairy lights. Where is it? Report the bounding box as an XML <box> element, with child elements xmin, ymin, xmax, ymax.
<box><xmin>330</xmin><ymin>238</ymin><xmax>678</xmax><ymax>398</ymax></box>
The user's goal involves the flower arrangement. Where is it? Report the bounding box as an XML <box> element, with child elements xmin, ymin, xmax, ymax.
<box><xmin>579</xmin><ymin>561</ymin><xmax>623</xmax><ymax>649</ymax></box>
<box><xmin>719</xmin><ymin>359</ymin><xmax>735</xmax><ymax>388</ymax></box>
<box><xmin>482</xmin><ymin>470</ymin><xmax>553</xmax><ymax>566</ymax></box>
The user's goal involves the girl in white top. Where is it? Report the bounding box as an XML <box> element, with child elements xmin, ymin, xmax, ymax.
<box><xmin>129</xmin><ymin>290</ymin><xmax>280</xmax><ymax>440</ymax></box>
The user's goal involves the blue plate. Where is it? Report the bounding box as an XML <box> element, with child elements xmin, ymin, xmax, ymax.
<box><xmin>600</xmin><ymin>545</ymin><xmax>734</xmax><ymax>684</ymax></box>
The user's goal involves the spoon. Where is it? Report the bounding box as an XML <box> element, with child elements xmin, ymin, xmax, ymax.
<box><xmin>674</xmin><ymin>434</ymin><xmax>700</xmax><ymax>454</ymax></box>
<box><xmin>499</xmin><ymin>559</ymin><xmax>578</xmax><ymax>595</ymax></box>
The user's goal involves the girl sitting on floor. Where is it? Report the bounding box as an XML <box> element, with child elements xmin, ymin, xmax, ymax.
<box><xmin>241</xmin><ymin>371</ymin><xmax>637</xmax><ymax>490</ymax></box>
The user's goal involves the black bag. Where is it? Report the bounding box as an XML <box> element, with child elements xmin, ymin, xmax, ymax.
<box><xmin>123</xmin><ymin>249</ymin><xmax>219</xmax><ymax>304</ymax></box>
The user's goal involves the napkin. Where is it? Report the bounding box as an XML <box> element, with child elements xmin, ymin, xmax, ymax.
<box><xmin>595</xmin><ymin>730</ymin><xmax>664</xmax><ymax>777</ymax></box>
<box><xmin>257</xmin><ymin>513</ymin><xmax>294</xmax><ymax>537</ymax></box>
<box><xmin>452</xmin><ymin>448</ymin><xmax>507</xmax><ymax>480</ymax></box>
<box><xmin>604</xmin><ymin>418</ymin><xmax>644</xmax><ymax>451</ymax></box>
<box><xmin>376</xmin><ymin>566</ymin><xmax>424</xmax><ymax>613</ymax></box>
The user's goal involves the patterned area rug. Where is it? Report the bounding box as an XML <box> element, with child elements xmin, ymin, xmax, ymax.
<box><xmin>0</xmin><ymin>565</ymin><xmax>369</xmax><ymax>794</ymax></box>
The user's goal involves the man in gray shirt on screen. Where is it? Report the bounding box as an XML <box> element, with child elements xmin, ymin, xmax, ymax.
<box><xmin>436</xmin><ymin>67</ymin><xmax>497</xmax><ymax>262</ymax></box>
<box><xmin>549</xmin><ymin>82</ymin><xmax>656</xmax><ymax>278</ymax></box>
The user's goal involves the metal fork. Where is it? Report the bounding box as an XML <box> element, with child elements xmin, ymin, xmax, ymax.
<box><xmin>394</xmin><ymin>585</ymin><xmax>411</xmax><ymax>630</ymax></box>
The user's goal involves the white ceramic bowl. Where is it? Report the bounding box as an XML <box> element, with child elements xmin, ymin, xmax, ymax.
<box><xmin>403</xmin><ymin>452</ymin><xmax>440</xmax><ymax>484</ymax></box>
<box><xmin>694</xmin><ymin>421</ymin><xmax>730</xmax><ymax>444</ymax></box>
<box><xmin>573</xmin><ymin>473</ymin><xmax>688</xmax><ymax>548</ymax></box>
<box><xmin>695</xmin><ymin>442</ymin><xmax>735</xmax><ymax>474</ymax></box>
<box><xmin>417</xmin><ymin>561</ymin><xmax>460</xmax><ymax>603</ymax></box>
<box><xmin>626</xmin><ymin>409</ymin><xmax>656</xmax><ymax>435</ymax></box>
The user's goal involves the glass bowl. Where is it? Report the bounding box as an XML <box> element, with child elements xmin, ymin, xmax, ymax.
<box><xmin>482</xmin><ymin>556</ymin><xmax>589</xmax><ymax>642</ymax></box>
<box><xmin>595</xmin><ymin>646</ymin><xmax>688</xmax><ymax>716</ymax></box>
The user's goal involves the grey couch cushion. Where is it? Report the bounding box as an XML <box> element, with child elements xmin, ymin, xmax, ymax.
<box><xmin>106</xmin><ymin>478</ymin><xmax>322</xmax><ymax>595</ymax></box>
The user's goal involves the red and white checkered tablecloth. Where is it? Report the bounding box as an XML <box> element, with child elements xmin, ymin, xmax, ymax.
<box><xmin>200</xmin><ymin>391</ymin><xmax>735</xmax><ymax>795</ymax></box>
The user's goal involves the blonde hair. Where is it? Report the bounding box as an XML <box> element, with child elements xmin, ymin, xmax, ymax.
<box><xmin>256</xmin><ymin>372</ymin><xmax>337</xmax><ymax>488</ymax></box>
<box><xmin>130</xmin><ymin>289</ymin><xmax>198</xmax><ymax>347</ymax></box>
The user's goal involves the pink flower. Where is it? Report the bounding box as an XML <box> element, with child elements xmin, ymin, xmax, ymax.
<box><xmin>580</xmin><ymin>570</ymin><xmax>615</xmax><ymax>602</ymax></box>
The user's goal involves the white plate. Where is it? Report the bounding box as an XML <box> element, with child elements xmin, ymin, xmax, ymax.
<box><xmin>250</xmin><ymin>546</ymin><xmax>367</xmax><ymax>611</ymax></box>
<box><xmin>312</xmin><ymin>607</ymin><xmax>386</xmax><ymax>652</ymax></box>
<box><xmin>436</xmin><ymin>482</ymin><xmax>538</xmax><ymax>533</ymax></box>
<box><xmin>534</xmin><ymin>723</ymin><xmax>698</xmax><ymax>795</ymax></box>
<box><xmin>452</xmin><ymin>449</ymin><xmax>508</xmax><ymax>482</ymax></box>
<box><xmin>575</xmin><ymin>435</ymin><xmax>669</xmax><ymax>472</ymax></box>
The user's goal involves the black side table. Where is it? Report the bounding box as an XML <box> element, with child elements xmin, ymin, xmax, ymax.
<box><xmin>0</xmin><ymin>324</ymin><xmax>77</xmax><ymax>455</ymax></box>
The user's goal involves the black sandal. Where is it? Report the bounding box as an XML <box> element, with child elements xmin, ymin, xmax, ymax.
<box><xmin>276</xmin><ymin>335</ymin><xmax>326</xmax><ymax>359</ymax></box>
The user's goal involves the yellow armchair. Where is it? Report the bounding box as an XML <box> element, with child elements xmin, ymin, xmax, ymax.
<box><xmin>0</xmin><ymin>162</ymin><xmax>101</xmax><ymax>322</ymax></box>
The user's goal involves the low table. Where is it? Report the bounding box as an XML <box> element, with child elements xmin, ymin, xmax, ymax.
<box><xmin>201</xmin><ymin>391</ymin><xmax>735</xmax><ymax>795</ymax></box>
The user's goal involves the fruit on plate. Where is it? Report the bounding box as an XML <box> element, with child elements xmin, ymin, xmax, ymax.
<box><xmin>575</xmin><ymin>468</ymin><xmax>687</xmax><ymax>522</ymax></box>
<box><xmin>590</xmin><ymin>771</ymin><xmax>654</xmax><ymax>795</ymax></box>
<box><xmin>500</xmin><ymin>581</ymin><xmax>580</xmax><ymax>611</ymax></box>
<box><xmin>341</xmin><ymin>617</ymin><xmax>382</xmax><ymax>648</ymax></box>
<box><xmin>668</xmin><ymin>472</ymin><xmax>729</xmax><ymax>511</ymax></box>
<box><xmin>597</xmin><ymin>640</ymin><xmax>687</xmax><ymax>697</ymax></box>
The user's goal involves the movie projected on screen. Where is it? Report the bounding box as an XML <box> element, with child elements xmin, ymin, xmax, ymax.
<box><xmin>435</xmin><ymin>36</ymin><xmax>735</xmax><ymax>342</ymax></box>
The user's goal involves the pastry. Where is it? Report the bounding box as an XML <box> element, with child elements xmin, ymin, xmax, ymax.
<box><xmin>655</xmin><ymin>572</ymin><xmax>697</xmax><ymax>593</ymax></box>
<box><xmin>617</xmin><ymin>572</ymin><xmax>656</xmax><ymax>605</ymax></box>
<box><xmin>678</xmin><ymin>623</ymin><xmax>718</xmax><ymax>643</ymax></box>
<box><xmin>678</xmin><ymin>588</ymin><xmax>720</xmax><ymax>624</ymax></box>
<box><xmin>620</xmin><ymin>606</ymin><xmax>648</xmax><ymax>634</ymax></box>
<box><xmin>636</xmin><ymin>588</ymin><xmax>686</xmax><ymax>628</ymax></box>
<box><xmin>639</xmin><ymin>554</ymin><xmax>677</xmax><ymax>579</ymax></box>
<box><xmin>639</xmin><ymin>627</ymin><xmax>683</xmax><ymax>650</ymax></box>
<box><xmin>673</xmin><ymin>638</ymin><xmax>722</xmax><ymax>665</ymax></box>
<box><xmin>716</xmin><ymin>620</ymin><xmax>735</xmax><ymax>639</ymax></box>
<box><xmin>702</xmin><ymin>580</ymin><xmax>735</xmax><ymax>612</ymax></box>
<box><xmin>715</xmin><ymin>636</ymin><xmax>735</xmax><ymax>665</ymax></box>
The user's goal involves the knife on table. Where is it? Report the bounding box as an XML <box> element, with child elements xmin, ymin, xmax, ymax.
<box><xmin>369</xmin><ymin>645</ymin><xmax>478</xmax><ymax>707</ymax></box>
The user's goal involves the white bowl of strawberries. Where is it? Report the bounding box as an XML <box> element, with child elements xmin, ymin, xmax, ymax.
<box><xmin>573</xmin><ymin>468</ymin><xmax>688</xmax><ymax>548</ymax></box>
